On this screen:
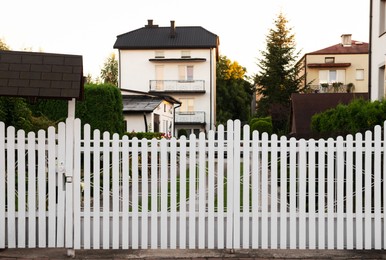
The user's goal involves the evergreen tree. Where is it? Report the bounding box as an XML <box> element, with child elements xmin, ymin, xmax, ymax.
<box><xmin>254</xmin><ymin>12</ymin><xmax>305</xmax><ymax>134</ymax></box>
<box><xmin>216</xmin><ymin>55</ymin><xmax>253</xmax><ymax>125</ymax></box>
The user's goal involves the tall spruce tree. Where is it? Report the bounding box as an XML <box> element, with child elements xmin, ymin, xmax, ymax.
<box><xmin>254</xmin><ymin>12</ymin><xmax>304</xmax><ymax>134</ymax></box>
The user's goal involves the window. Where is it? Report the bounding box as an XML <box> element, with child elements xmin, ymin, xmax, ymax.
<box><xmin>155</xmin><ymin>51</ymin><xmax>164</xmax><ymax>58</ymax></box>
<box><xmin>325</xmin><ymin>57</ymin><xmax>335</xmax><ymax>63</ymax></box>
<box><xmin>319</xmin><ymin>70</ymin><xmax>346</xmax><ymax>84</ymax></box>
<box><xmin>356</xmin><ymin>69</ymin><xmax>365</xmax><ymax>80</ymax></box>
<box><xmin>179</xmin><ymin>98</ymin><xmax>194</xmax><ymax>113</ymax></box>
<box><xmin>181</xmin><ymin>51</ymin><xmax>191</xmax><ymax>58</ymax></box>
<box><xmin>178</xmin><ymin>65</ymin><xmax>194</xmax><ymax>81</ymax></box>
<box><xmin>380</xmin><ymin>0</ymin><xmax>386</xmax><ymax>35</ymax></box>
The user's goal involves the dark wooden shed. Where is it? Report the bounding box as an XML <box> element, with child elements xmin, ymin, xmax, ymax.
<box><xmin>290</xmin><ymin>92</ymin><xmax>369</xmax><ymax>139</ymax></box>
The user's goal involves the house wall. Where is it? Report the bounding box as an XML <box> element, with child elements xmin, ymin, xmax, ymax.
<box><xmin>119</xmin><ymin>48</ymin><xmax>216</xmax><ymax>134</ymax></box>
<box><xmin>305</xmin><ymin>53</ymin><xmax>369</xmax><ymax>93</ymax></box>
<box><xmin>124</xmin><ymin>100</ymin><xmax>174</xmax><ymax>134</ymax></box>
<box><xmin>370</xmin><ymin>0</ymin><xmax>386</xmax><ymax>100</ymax></box>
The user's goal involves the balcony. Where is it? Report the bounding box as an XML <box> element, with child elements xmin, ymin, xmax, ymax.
<box><xmin>175</xmin><ymin>111</ymin><xmax>206</xmax><ymax>125</ymax></box>
<box><xmin>303</xmin><ymin>84</ymin><xmax>354</xmax><ymax>94</ymax></box>
<box><xmin>149</xmin><ymin>80</ymin><xmax>205</xmax><ymax>93</ymax></box>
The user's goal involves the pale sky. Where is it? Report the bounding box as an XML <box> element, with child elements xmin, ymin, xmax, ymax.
<box><xmin>1</xmin><ymin>0</ymin><xmax>370</xmax><ymax>79</ymax></box>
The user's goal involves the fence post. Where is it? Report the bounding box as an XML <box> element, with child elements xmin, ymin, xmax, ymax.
<box><xmin>65</xmin><ymin>117</ymin><xmax>75</xmax><ymax>256</ymax></box>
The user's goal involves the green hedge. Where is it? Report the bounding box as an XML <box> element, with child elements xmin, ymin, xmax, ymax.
<box><xmin>30</xmin><ymin>83</ymin><xmax>125</xmax><ymax>135</ymax></box>
<box><xmin>311</xmin><ymin>98</ymin><xmax>386</xmax><ymax>137</ymax></box>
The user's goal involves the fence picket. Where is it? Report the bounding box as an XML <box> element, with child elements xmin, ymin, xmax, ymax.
<box><xmin>217</xmin><ymin>126</ymin><xmax>225</xmax><ymax>249</ymax></box>
<box><xmin>27</xmin><ymin>132</ymin><xmax>36</xmax><ymax>248</ymax></box>
<box><xmin>150</xmin><ymin>139</ymin><xmax>158</xmax><ymax>249</ymax></box>
<box><xmin>270</xmin><ymin>134</ymin><xmax>278</xmax><ymax>249</ymax></box>
<box><xmin>132</xmin><ymin>138</ymin><xmax>139</xmax><ymax>249</ymax></box>
<box><xmin>327</xmin><ymin>139</ymin><xmax>334</xmax><ymax>249</ymax></box>
<box><xmin>207</xmin><ymin>131</ymin><xmax>215</xmax><ymax>249</ymax></box>
<box><xmin>56</xmin><ymin>123</ymin><xmax>66</xmax><ymax>247</ymax></box>
<box><xmin>242</xmin><ymin>126</ymin><xmax>250</xmax><ymax>249</ymax></box>
<box><xmin>47</xmin><ymin>127</ymin><xmax>56</xmax><ymax>248</ymax></box>
<box><xmin>141</xmin><ymin>138</ymin><xmax>148</xmax><ymax>249</ymax></box>
<box><xmin>102</xmin><ymin>132</ymin><xmax>110</xmax><ymax>249</ymax></box>
<box><xmin>188</xmin><ymin>135</ymin><xmax>196</xmax><ymax>249</ymax></box>
<box><xmin>73</xmin><ymin>120</ymin><xmax>81</xmax><ymax>249</ymax></box>
<box><xmin>112</xmin><ymin>134</ymin><xmax>120</xmax><ymax>249</ymax></box>
<box><xmin>122</xmin><ymin>136</ymin><xmax>129</xmax><ymax>249</ymax></box>
<box><xmin>92</xmin><ymin>130</ymin><xmax>101</xmax><ymax>249</ymax></box>
<box><xmin>308</xmin><ymin>139</ymin><xmax>316</xmax><ymax>249</ymax></box>
<box><xmin>198</xmin><ymin>133</ymin><xmax>206</xmax><ymax>249</ymax></box>
<box><xmin>226</xmin><ymin>120</ymin><xmax>234</xmax><ymax>249</ymax></box>
<box><xmin>289</xmin><ymin>138</ymin><xmax>296</xmax><ymax>249</ymax></box>
<box><xmin>374</xmin><ymin>126</ymin><xmax>382</xmax><ymax>249</ymax></box>
<box><xmin>179</xmin><ymin>136</ymin><xmax>187</xmax><ymax>249</ymax></box>
<box><xmin>298</xmin><ymin>139</ymin><xmax>306</xmax><ymax>249</ymax></box>
<box><xmin>346</xmin><ymin>135</ymin><xmax>354</xmax><ymax>249</ymax></box>
<box><xmin>355</xmin><ymin>133</ymin><xmax>363</xmax><ymax>250</ymax></box>
<box><xmin>364</xmin><ymin>131</ymin><xmax>372</xmax><ymax>249</ymax></box>
<box><xmin>233</xmin><ymin>120</ymin><xmax>241</xmax><ymax>249</ymax></box>
<box><xmin>83</xmin><ymin>124</ymin><xmax>91</xmax><ymax>249</ymax></box>
<box><xmin>0</xmin><ymin>123</ymin><xmax>4</xmax><ymax>248</ymax></box>
<box><xmin>37</xmin><ymin>130</ymin><xmax>47</xmax><ymax>247</ymax></box>
<box><xmin>318</xmin><ymin>139</ymin><xmax>326</xmax><ymax>249</ymax></box>
<box><xmin>336</xmin><ymin>137</ymin><xmax>344</xmax><ymax>249</ymax></box>
<box><xmin>160</xmin><ymin>139</ymin><xmax>168</xmax><ymax>249</ymax></box>
<box><xmin>251</xmin><ymin>131</ymin><xmax>260</xmax><ymax>249</ymax></box>
<box><xmin>7</xmin><ymin>127</ymin><xmax>16</xmax><ymax>248</ymax></box>
<box><xmin>279</xmin><ymin>136</ymin><xmax>287</xmax><ymax>249</ymax></box>
<box><xmin>170</xmin><ymin>138</ymin><xmax>177</xmax><ymax>249</ymax></box>
<box><xmin>17</xmin><ymin>130</ymin><xmax>26</xmax><ymax>248</ymax></box>
<box><xmin>261</xmin><ymin>133</ymin><xmax>269</xmax><ymax>249</ymax></box>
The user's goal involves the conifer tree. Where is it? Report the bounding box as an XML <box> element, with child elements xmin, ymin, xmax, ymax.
<box><xmin>254</xmin><ymin>12</ymin><xmax>304</xmax><ymax>134</ymax></box>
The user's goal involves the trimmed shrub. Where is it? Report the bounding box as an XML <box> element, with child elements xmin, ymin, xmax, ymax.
<box><xmin>311</xmin><ymin>98</ymin><xmax>386</xmax><ymax>138</ymax></box>
<box><xmin>249</xmin><ymin>116</ymin><xmax>273</xmax><ymax>135</ymax></box>
<box><xmin>124</xmin><ymin>132</ymin><xmax>163</xmax><ymax>140</ymax></box>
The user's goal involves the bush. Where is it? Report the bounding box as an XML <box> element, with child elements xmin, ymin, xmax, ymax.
<box><xmin>311</xmin><ymin>98</ymin><xmax>386</xmax><ymax>137</ymax></box>
<box><xmin>124</xmin><ymin>132</ymin><xmax>163</xmax><ymax>139</ymax></box>
<box><xmin>178</xmin><ymin>129</ymin><xmax>188</xmax><ymax>138</ymax></box>
<box><xmin>249</xmin><ymin>116</ymin><xmax>273</xmax><ymax>135</ymax></box>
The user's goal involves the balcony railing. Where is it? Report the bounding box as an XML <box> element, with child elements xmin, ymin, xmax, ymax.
<box><xmin>149</xmin><ymin>80</ymin><xmax>205</xmax><ymax>93</ymax></box>
<box><xmin>175</xmin><ymin>111</ymin><xmax>205</xmax><ymax>124</ymax></box>
<box><xmin>304</xmin><ymin>84</ymin><xmax>354</xmax><ymax>94</ymax></box>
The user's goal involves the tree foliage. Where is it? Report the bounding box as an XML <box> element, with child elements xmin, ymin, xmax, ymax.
<box><xmin>216</xmin><ymin>55</ymin><xmax>253</xmax><ymax>125</ymax></box>
<box><xmin>0</xmin><ymin>38</ymin><xmax>9</xmax><ymax>50</ymax></box>
<box><xmin>100</xmin><ymin>53</ymin><xmax>118</xmax><ymax>86</ymax></box>
<box><xmin>254</xmin><ymin>12</ymin><xmax>304</xmax><ymax>134</ymax></box>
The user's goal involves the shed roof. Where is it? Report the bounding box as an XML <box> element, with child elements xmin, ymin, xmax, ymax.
<box><xmin>0</xmin><ymin>50</ymin><xmax>84</xmax><ymax>100</ymax></box>
<box><xmin>114</xmin><ymin>22</ymin><xmax>219</xmax><ymax>50</ymax></box>
<box><xmin>122</xmin><ymin>95</ymin><xmax>165</xmax><ymax>112</ymax></box>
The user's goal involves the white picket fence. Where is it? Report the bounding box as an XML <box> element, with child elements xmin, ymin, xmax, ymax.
<box><xmin>1</xmin><ymin>118</ymin><xmax>386</xmax><ymax>250</ymax></box>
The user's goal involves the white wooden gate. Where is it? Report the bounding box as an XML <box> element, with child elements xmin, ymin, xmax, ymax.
<box><xmin>1</xmin><ymin>118</ymin><xmax>386</xmax><ymax>249</ymax></box>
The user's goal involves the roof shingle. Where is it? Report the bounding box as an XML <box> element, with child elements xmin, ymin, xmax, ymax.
<box><xmin>0</xmin><ymin>50</ymin><xmax>84</xmax><ymax>100</ymax></box>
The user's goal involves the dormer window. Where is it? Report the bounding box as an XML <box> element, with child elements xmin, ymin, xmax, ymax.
<box><xmin>325</xmin><ymin>57</ymin><xmax>335</xmax><ymax>63</ymax></box>
<box><xmin>181</xmin><ymin>51</ymin><xmax>191</xmax><ymax>58</ymax></box>
<box><xmin>155</xmin><ymin>51</ymin><xmax>164</xmax><ymax>58</ymax></box>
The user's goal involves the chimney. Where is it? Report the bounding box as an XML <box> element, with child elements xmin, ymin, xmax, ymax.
<box><xmin>145</xmin><ymin>19</ymin><xmax>158</xmax><ymax>28</ymax></box>
<box><xmin>170</xmin><ymin>20</ymin><xmax>176</xmax><ymax>38</ymax></box>
<box><xmin>341</xmin><ymin>34</ymin><xmax>352</xmax><ymax>47</ymax></box>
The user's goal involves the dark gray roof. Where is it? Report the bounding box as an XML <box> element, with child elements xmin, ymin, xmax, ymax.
<box><xmin>114</xmin><ymin>25</ymin><xmax>219</xmax><ymax>49</ymax></box>
<box><xmin>122</xmin><ymin>95</ymin><xmax>164</xmax><ymax>112</ymax></box>
<box><xmin>0</xmin><ymin>50</ymin><xmax>84</xmax><ymax>100</ymax></box>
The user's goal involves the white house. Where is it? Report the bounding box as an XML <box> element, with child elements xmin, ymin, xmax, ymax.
<box><xmin>370</xmin><ymin>0</ymin><xmax>386</xmax><ymax>100</ymax></box>
<box><xmin>114</xmin><ymin>20</ymin><xmax>219</xmax><ymax>136</ymax></box>
<box><xmin>121</xmin><ymin>90</ymin><xmax>180</xmax><ymax>135</ymax></box>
